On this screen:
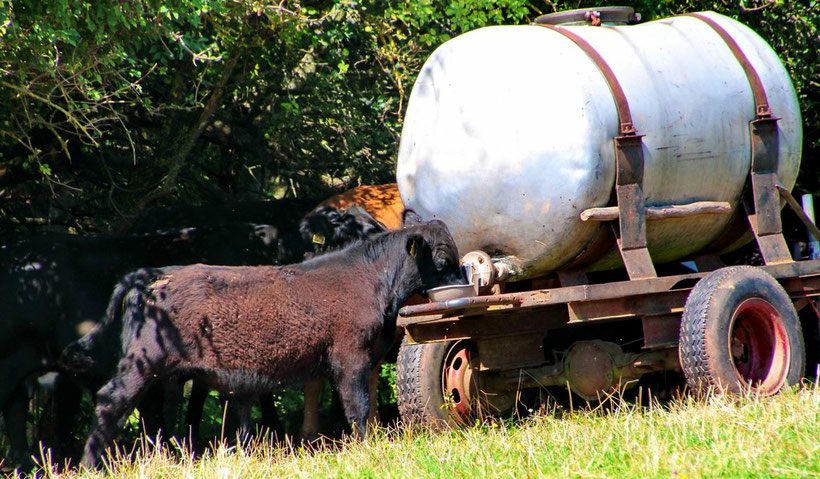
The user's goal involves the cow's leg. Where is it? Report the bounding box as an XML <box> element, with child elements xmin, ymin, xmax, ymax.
<box><xmin>300</xmin><ymin>379</ymin><xmax>323</xmax><ymax>441</ymax></box>
<box><xmin>3</xmin><ymin>382</ymin><xmax>35</xmax><ymax>470</ymax></box>
<box><xmin>161</xmin><ymin>376</ymin><xmax>185</xmax><ymax>438</ymax></box>
<box><xmin>367</xmin><ymin>363</ymin><xmax>382</xmax><ymax>429</ymax></box>
<box><xmin>224</xmin><ymin>396</ymin><xmax>254</xmax><ymax>447</ymax></box>
<box><xmin>259</xmin><ymin>393</ymin><xmax>281</xmax><ymax>438</ymax></box>
<box><xmin>184</xmin><ymin>380</ymin><xmax>209</xmax><ymax>444</ymax></box>
<box><xmin>81</xmin><ymin>361</ymin><xmax>154</xmax><ymax>468</ymax></box>
<box><xmin>236</xmin><ymin>398</ymin><xmax>255</xmax><ymax>446</ymax></box>
<box><xmin>135</xmin><ymin>383</ymin><xmax>166</xmax><ymax>440</ymax></box>
<box><xmin>0</xmin><ymin>346</ymin><xmax>41</xmax><ymax>469</ymax></box>
<box><xmin>334</xmin><ymin>360</ymin><xmax>372</xmax><ymax>439</ymax></box>
<box><xmin>53</xmin><ymin>374</ymin><xmax>83</xmax><ymax>458</ymax></box>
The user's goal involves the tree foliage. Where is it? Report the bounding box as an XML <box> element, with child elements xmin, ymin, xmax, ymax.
<box><xmin>0</xmin><ymin>0</ymin><xmax>816</xmax><ymax>233</ymax></box>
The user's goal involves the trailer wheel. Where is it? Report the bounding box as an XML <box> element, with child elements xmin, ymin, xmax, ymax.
<box><xmin>396</xmin><ymin>338</ymin><xmax>478</xmax><ymax>427</ymax></box>
<box><xmin>679</xmin><ymin>266</ymin><xmax>804</xmax><ymax>395</ymax></box>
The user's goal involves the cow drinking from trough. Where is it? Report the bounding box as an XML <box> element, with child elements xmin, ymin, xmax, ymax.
<box><xmin>178</xmin><ymin>187</ymin><xmax>404</xmax><ymax>443</ymax></box>
<box><xmin>136</xmin><ymin>203</ymin><xmax>392</xmax><ymax>444</ymax></box>
<box><xmin>297</xmin><ymin>184</ymin><xmax>406</xmax><ymax>439</ymax></box>
<box><xmin>78</xmin><ymin>213</ymin><xmax>464</xmax><ymax>467</ymax></box>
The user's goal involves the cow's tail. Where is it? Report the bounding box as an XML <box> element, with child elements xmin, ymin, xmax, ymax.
<box><xmin>58</xmin><ymin>268</ymin><xmax>160</xmax><ymax>374</ymax></box>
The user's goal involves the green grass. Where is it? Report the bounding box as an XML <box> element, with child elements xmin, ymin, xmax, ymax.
<box><xmin>18</xmin><ymin>383</ymin><xmax>820</xmax><ymax>478</ymax></box>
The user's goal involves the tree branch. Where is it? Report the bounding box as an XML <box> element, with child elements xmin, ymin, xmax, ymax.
<box><xmin>739</xmin><ymin>0</ymin><xmax>776</xmax><ymax>13</ymax></box>
<box><xmin>115</xmin><ymin>44</ymin><xmax>243</xmax><ymax>231</ymax></box>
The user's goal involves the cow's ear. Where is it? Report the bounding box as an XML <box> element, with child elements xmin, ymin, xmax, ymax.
<box><xmin>402</xmin><ymin>209</ymin><xmax>425</xmax><ymax>226</ymax></box>
<box><xmin>406</xmin><ymin>235</ymin><xmax>423</xmax><ymax>258</ymax></box>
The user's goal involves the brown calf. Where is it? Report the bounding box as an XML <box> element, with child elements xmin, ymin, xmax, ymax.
<box><xmin>77</xmin><ymin>214</ymin><xmax>463</xmax><ymax>467</ymax></box>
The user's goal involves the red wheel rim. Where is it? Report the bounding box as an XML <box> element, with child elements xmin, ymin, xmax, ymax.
<box><xmin>442</xmin><ymin>343</ymin><xmax>477</xmax><ymax>424</ymax></box>
<box><xmin>729</xmin><ymin>298</ymin><xmax>790</xmax><ymax>394</ymax></box>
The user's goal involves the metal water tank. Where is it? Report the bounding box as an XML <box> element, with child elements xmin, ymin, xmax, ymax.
<box><xmin>396</xmin><ymin>10</ymin><xmax>802</xmax><ymax>280</ymax></box>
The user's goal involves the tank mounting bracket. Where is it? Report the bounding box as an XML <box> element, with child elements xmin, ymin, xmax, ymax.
<box><xmin>537</xmin><ymin>23</ymin><xmax>657</xmax><ymax>280</ymax></box>
<box><xmin>685</xmin><ymin>13</ymin><xmax>791</xmax><ymax>265</ymax></box>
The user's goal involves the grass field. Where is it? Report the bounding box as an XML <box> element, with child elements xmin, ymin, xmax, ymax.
<box><xmin>16</xmin><ymin>382</ymin><xmax>820</xmax><ymax>478</ymax></box>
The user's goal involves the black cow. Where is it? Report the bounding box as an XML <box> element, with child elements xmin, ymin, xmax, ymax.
<box><xmin>177</xmin><ymin>204</ymin><xmax>390</xmax><ymax>442</ymax></box>
<box><xmin>70</xmin><ymin>213</ymin><xmax>464</xmax><ymax>468</ymax></box>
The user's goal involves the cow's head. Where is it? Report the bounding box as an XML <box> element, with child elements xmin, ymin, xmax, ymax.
<box><xmin>402</xmin><ymin>210</ymin><xmax>466</xmax><ymax>291</ymax></box>
<box><xmin>300</xmin><ymin>205</ymin><xmax>387</xmax><ymax>257</ymax></box>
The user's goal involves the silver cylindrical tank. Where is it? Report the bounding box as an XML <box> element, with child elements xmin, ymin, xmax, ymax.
<box><xmin>396</xmin><ymin>11</ymin><xmax>802</xmax><ymax>280</ymax></box>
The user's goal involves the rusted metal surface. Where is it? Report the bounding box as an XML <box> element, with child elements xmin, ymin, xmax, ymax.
<box><xmin>399</xmin><ymin>296</ymin><xmax>521</xmax><ymax>318</ymax></box>
<box><xmin>403</xmin><ymin>306</ymin><xmax>569</xmax><ymax>345</ymax></box>
<box><xmin>545</xmin><ymin>23</ymin><xmax>653</xmax><ymax>281</ymax></box>
<box><xmin>616</xmin><ymin>239</ymin><xmax>657</xmax><ymax>280</ymax></box>
<box><xmin>777</xmin><ymin>275</ymin><xmax>820</xmax><ymax>298</ymax></box>
<box><xmin>685</xmin><ymin>13</ymin><xmax>772</xmax><ymax>117</ymax></box>
<box><xmin>641</xmin><ymin>314</ymin><xmax>681</xmax><ymax>350</ymax></box>
<box><xmin>564</xmin><ymin>341</ymin><xmax>619</xmax><ymax>400</ymax></box>
<box><xmin>400</xmin><ymin>260</ymin><xmax>820</xmax><ymax>337</ymax></box>
<box><xmin>746</xmin><ymin>198</ymin><xmax>792</xmax><ymax>264</ymax></box>
<box><xmin>614</xmin><ymin>144</ymin><xmax>656</xmax><ymax>280</ymax></box>
<box><xmin>568</xmin><ymin>289</ymin><xmax>690</xmax><ymax>322</ymax></box>
<box><xmin>612</xmin><ymin>182</ymin><xmax>653</xmax><ymax>279</ymax></box>
<box><xmin>580</xmin><ymin>201</ymin><xmax>732</xmax><ymax>222</ymax></box>
<box><xmin>748</xmin><ymin>128</ymin><xmax>791</xmax><ymax>263</ymax></box>
<box><xmin>485</xmin><ymin>343</ymin><xmax>679</xmax><ymax>396</ymax></box>
<box><xmin>686</xmin><ymin>12</ymin><xmax>791</xmax><ymax>266</ymax></box>
<box><xmin>443</xmin><ymin>344</ymin><xmax>478</xmax><ymax>423</ymax></box>
<box><xmin>477</xmin><ymin>334</ymin><xmax>545</xmax><ymax>370</ymax></box>
<box><xmin>535</xmin><ymin>23</ymin><xmax>656</xmax><ymax>281</ymax></box>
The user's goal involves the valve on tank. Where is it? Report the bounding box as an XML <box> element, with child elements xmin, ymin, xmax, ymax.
<box><xmin>461</xmin><ymin>251</ymin><xmax>524</xmax><ymax>293</ymax></box>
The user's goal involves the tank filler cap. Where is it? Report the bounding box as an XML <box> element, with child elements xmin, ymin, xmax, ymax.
<box><xmin>534</xmin><ymin>7</ymin><xmax>640</xmax><ymax>27</ymax></box>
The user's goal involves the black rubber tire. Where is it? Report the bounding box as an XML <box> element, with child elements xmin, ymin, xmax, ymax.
<box><xmin>679</xmin><ymin>266</ymin><xmax>805</xmax><ymax>395</ymax></box>
<box><xmin>396</xmin><ymin>338</ymin><xmax>460</xmax><ymax>428</ymax></box>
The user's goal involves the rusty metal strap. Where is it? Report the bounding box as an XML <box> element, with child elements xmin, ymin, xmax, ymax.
<box><xmin>686</xmin><ymin>13</ymin><xmax>787</xmax><ymax>262</ymax></box>
<box><xmin>684</xmin><ymin>13</ymin><xmax>771</xmax><ymax>118</ymax></box>
<box><xmin>535</xmin><ymin>24</ymin><xmax>636</xmax><ymax>136</ymax></box>
<box><xmin>685</xmin><ymin>13</ymin><xmax>784</xmax><ymax>258</ymax></box>
<box><xmin>535</xmin><ymin>23</ymin><xmax>655</xmax><ymax>278</ymax></box>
